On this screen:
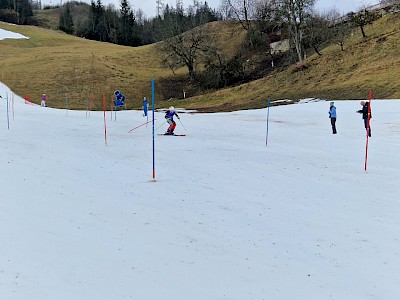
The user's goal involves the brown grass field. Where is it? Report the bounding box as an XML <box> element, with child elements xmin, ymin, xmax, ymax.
<box><xmin>182</xmin><ymin>12</ymin><xmax>400</xmax><ymax>112</ymax></box>
<box><xmin>0</xmin><ymin>19</ymin><xmax>247</xmax><ymax>110</ymax></box>
<box><xmin>0</xmin><ymin>21</ymin><xmax>184</xmax><ymax>110</ymax></box>
<box><xmin>1</xmin><ymin>12</ymin><xmax>399</xmax><ymax>112</ymax></box>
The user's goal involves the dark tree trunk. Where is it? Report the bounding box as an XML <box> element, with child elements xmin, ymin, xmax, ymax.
<box><xmin>360</xmin><ymin>25</ymin><xmax>367</xmax><ymax>38</ymax></box>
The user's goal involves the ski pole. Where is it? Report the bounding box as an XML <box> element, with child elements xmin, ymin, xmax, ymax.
<box><xmin>128</xmin><ymin>119</ymin><xmax>155</xmax><ymax>133</ymax></box>
<box><xmin>155</xmin><ymin>120</ymin><xmax>167</xmax><ymax>132</ymax></box>
<box><xmin>177</xmin><ymin>117</ymin><xmax>186</xmax><ymax>131</ymax></box>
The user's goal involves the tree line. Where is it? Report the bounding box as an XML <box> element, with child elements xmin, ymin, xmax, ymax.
<box><xmin>0</xmin><ymin>0</ymin><xmax>33</xmax><ymax>24</ymax></box>
<box><xmin>157</xmin><ymin>0</ymin><xmax>400</xmax><ymax>89</ymax></box>
<box><xmin>56</xmin><ymin>0</ymin><xmax>221</xmax><ymax>47</ymax></box>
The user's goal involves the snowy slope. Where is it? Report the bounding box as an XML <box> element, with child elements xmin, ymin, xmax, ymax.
<box><xmin>2</xmin><ymin>83</ymin><xmax>400</xmax><ymax>300</ymax></box>
<box><xmin>0</xmin><ymin>27</ymin><xmax>28</xmax><ymax>41</ymax></box>
<box><xmin>2</xmin><ymin>30</ymin><xmax>400</xmax><ymax>300</ymax></box>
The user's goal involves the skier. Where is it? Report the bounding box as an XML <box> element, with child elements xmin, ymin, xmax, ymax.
<box><xmin>165</xmin><ymin>106</ymin><xmax>180</xmax><ymax>135</ymax></box>
<box><xmin>41</xmin><ymin>94</ymin><xmax>46</xmax><ymax>107</ymax></box>
<box><xmin>114</xmin><ymin>90</ymin><xmax>126</xmax><ymax>107</ymax></box>
<box><xmin>328</xmin><ymin>101</ymin><xmax>337</xmax><ymax>134</ymax></box>
<box><xmin>357</xmin><ymin>101</ymin><xmax>371</xmax><ymax>137</ymax></box>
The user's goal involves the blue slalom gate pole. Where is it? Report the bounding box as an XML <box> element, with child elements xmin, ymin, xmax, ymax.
<box><xmin>152</xmin><ymin>80</ymin><xmax>156</xmax><ymax>181</ymax></box>
<box><xmin>266</xmin><ymin>98</ymin><xmax>270</xmax><ymax>146</ymax></box>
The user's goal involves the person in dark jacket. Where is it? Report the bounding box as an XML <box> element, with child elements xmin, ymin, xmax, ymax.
<box><xmin>114</xmin><ymin>90</ymin><xmax>126</xmax><ymax>106</ymax></box>
<box><xmin>329</xmin><ymin>101</ymin><xmax>337</xmax><ymax>134</ymax></box>
<box><xmin>357</xmin><ymin>101</ymin><xmax>371</xmax><ymax>137</ymax></box>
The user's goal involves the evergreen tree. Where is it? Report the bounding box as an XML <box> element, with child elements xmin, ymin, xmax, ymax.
<box><xmin>118</xmin><ymin>0</ymin><xmax>135</xmax><ymax>45</ymax></box>
<box><xmin>85</xmin><ymin>1</ymin><xmax>99</xmax><ymax>40</ymax></box>
<box><xmin>85</xmin><ymin>0</ymin><xmax>108</xmax><ymax>41</ymax></box>
<box><xmin>0</xmin><ymin>0</ymin><xmax>33</xmax><ymax>24</ymax></box>
<box><xmin>95</xmin><ymin>0</ymin><xmax>108</xmax><ymax>41</ymax></box>
<box><xmin>59</xmin><ymin>3</ymin><xmax>74</xmax><ymax>34</ymax></box>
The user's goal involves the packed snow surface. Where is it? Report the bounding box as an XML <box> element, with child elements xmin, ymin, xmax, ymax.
<box><xmin>1</xmin><ymin>29</ymin><xmax>400</xmax><ymax>300</ymax></box>
<box><xmin>1</xmin><ymin>83</ymin><xmax>400</xmax><ymax>299</ymax></box>
<box><xmin>0</xmin><ymin>27</ymin><xmax>28</xmax><ymax>40</ymax></box>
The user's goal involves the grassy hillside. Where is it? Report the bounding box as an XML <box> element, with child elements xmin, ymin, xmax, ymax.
<box><xmin>178</xmin><ymin>12</ymin><xmax>400</xmax><ymax>112</ymax></box>
<box><xmin>1</xmin><ymin>12</ymin><xmax>400</xmax><ymax>111</ymax></box>
<box><xmin>33</xmin><ymin>8</ymin><xmax>61</xmax><ymax>29</ymax></box>
<box><xmin>0</xmin><ymin>20</ymin><xmax>246</xmax><ymax>110</ymax></box>
<box><xmin>0</xmin><ymin>22</ymin><xmax>163</xmax><ymax>109</ymax></box>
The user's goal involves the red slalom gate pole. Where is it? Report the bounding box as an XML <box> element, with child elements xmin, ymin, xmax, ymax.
<box><xmin>364</xmin><ymin>90</ymin><xmax>373</xmax><ymax>172</ymax></box>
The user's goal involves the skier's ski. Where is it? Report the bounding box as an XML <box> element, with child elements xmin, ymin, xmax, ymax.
<box><xmin>157</xmin><ymin>134</ymin><xmax>186</xmax><ymax>136</ymax></box>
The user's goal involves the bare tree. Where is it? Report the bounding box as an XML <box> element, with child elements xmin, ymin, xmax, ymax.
<box><xmin>157</xmin><ymin>1</ymin><xmax>220</xmax><ymax>81</ymax></box>
<box><xmin>254</xmin><ymin>0</ymin><xmax>282</xmax><ymax>57</ymax></box>
<box><xmin>349</xmin><ymin>8</ymin><xmax>379</xmax><ymax>38</ymax></box>
<box><xmin>303</xmin><ymin>10</ymin><xmax>337</xmax><ymax>56</ymax></box>
<box><xmin>328</xmin><ymin>10</ymin><xmax>352</xmax><ymax>51</ymax></box>
<box><xmin>158</xmin><ymin>23</ymin><xmax>213</xmax><ymax>81</ymax></box>
<box><xmin>202</xmin><ymin>46</ymin><xmax>245</xmax><ymax>88</ymax></box>
<box><xmin>219</xmin><ymin>0</ymin><xmax>234</xmax><ymax>19</ymax></box>
<box><xmin>379</xmin><ymin>0</ymin><xmax>400</xmax><ymax>5</ymax></box>
<box><xmin>280</xmin><ymin>0</ymin><xmax>315</xmax><ymax>63</ymax></box>
<box><xmin>225</xmin><ymin>0</ymin><xmax>258</xmax><ymax>47</ymax></box>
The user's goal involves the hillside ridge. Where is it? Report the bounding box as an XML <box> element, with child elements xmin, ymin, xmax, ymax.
<box><xmin>1</xmin><ymin>12</ymin><xmax>399</xmax><ymax>111</ymax></box>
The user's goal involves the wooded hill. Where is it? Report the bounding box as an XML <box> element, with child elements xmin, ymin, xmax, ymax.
<box><xmin>183</xmin><ymin>11</ymin><xmax>400</xmax><ymax>112</ymax></box>
<box><xmin>0</xmin><ymin>10</ymin><xmax>399</xmax><ymax>111</ymax></box>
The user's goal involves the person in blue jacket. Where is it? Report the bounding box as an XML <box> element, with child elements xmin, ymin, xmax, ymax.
<box><xmin>329</xmin><ymin>101</ymin><xmax>337</xmax><ymax>134</ymax></box>
<box><xmin>165</xmin><ymin>106</ymin><xmax>180</xmax><ymax>135</ymax></box>
<box><xmin>114</xmin><ymin>90</ymin><xmax>126</xmax><ymax>106</ymax></box>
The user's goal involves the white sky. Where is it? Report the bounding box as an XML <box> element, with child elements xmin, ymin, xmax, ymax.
<box><xmin>47</xmin><ymin>0</ymin><xmax>379</xmax><ymax>18</ymax></box>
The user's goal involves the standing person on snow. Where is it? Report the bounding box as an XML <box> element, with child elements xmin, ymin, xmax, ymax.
<box><xmin>329</xmin><ymin>101</ymin><xmax>337</xmax><ymax>134</ymax></box>
<box><xmin>142</xmin><ymin>97</ymin><xmax>149</xmax><ymax>117</ymax></box>
<box><xmin>357</xmin><ymin>101</ymin><xmax>372</xmax><ymax>137</ymax></box>
<box><xmin>41</xmin><ymin>94</ymin><xmax>46</xmax><ymax>107</ymax></box>
<box><xmin>165</xmin><ymin>106</ymin><xmax>180</xmax><ymax>135</ymax></box>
